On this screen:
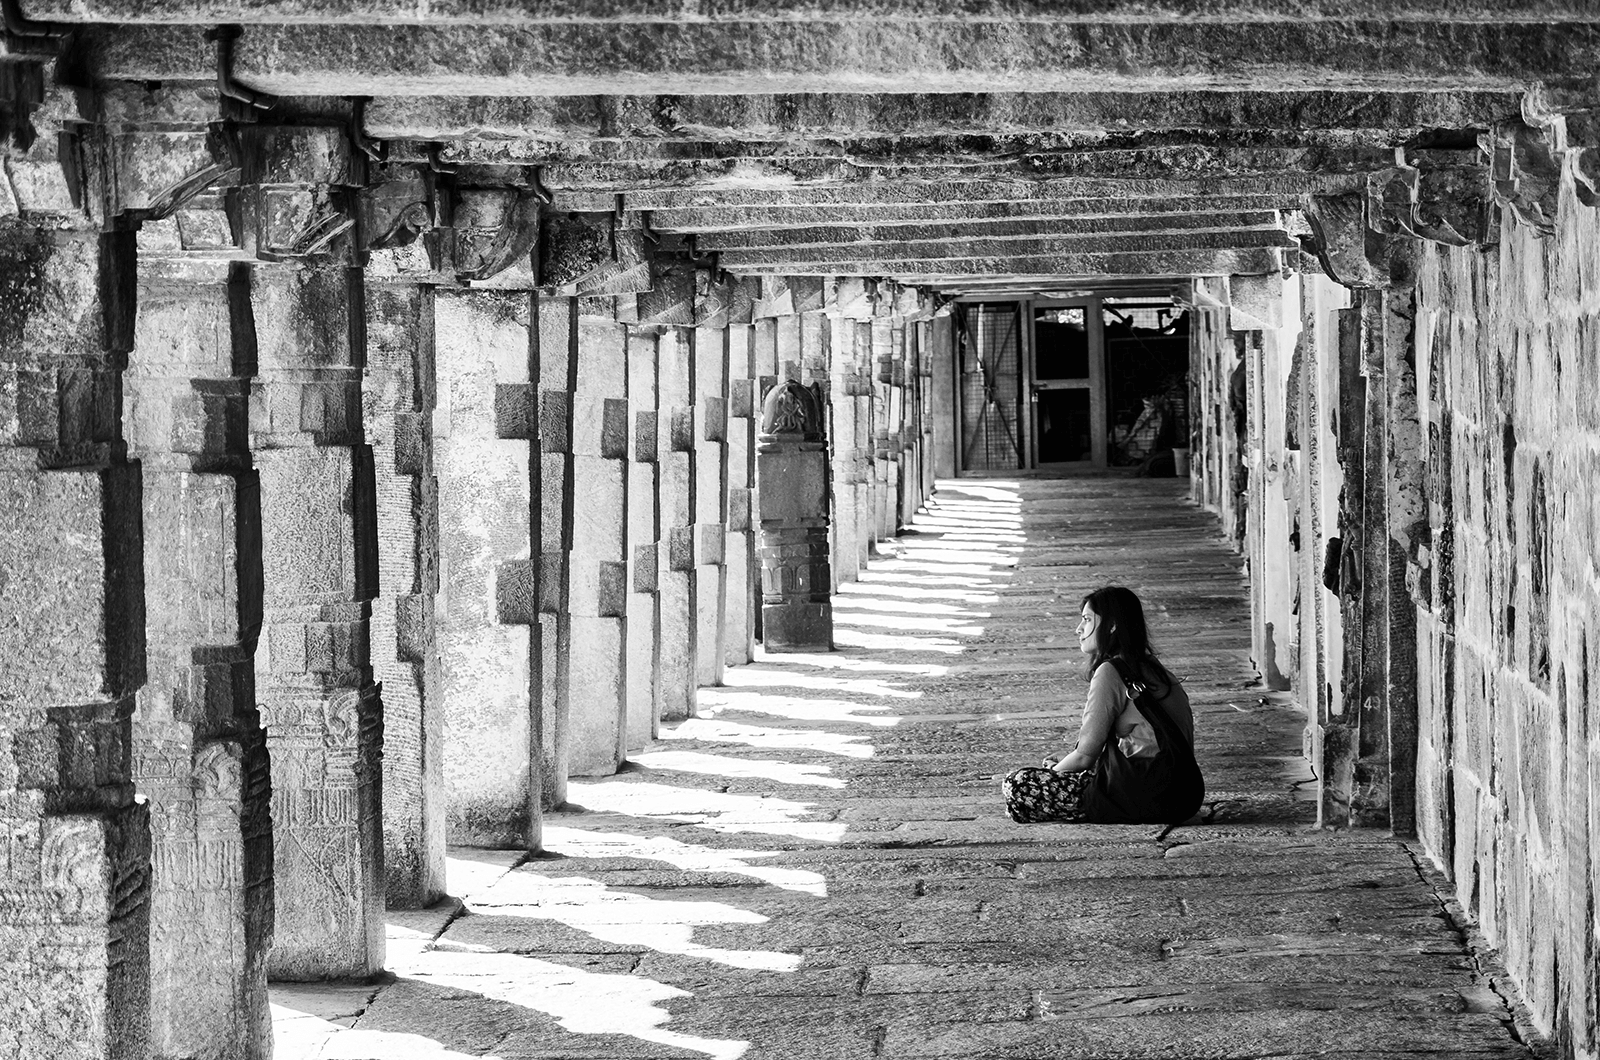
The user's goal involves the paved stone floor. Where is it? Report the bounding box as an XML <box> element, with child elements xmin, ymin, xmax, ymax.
<box><xmin>272</xmin><ymin>476</ymin><xmax>1544</xmax><ymax>1059</ymax></box>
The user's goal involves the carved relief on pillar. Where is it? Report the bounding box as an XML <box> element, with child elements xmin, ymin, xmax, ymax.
<box><xmin>0</xmin><ymin>64</ymin><xmax>152</xmax><ymax>1060</ymax></box>
<box><xmin>238</xmin><ymin>121</ymin><xmax>385</xmax><ymax>978</ymax></box>
<box><xmin>258</xmin><ymin>685</ymin><xmax>383</xmax><ymax>979</ymax></box>
<box><xmin>756</xmin><ymin>380</ymin><xmax>833</xmax><ymax>652</ymax></box>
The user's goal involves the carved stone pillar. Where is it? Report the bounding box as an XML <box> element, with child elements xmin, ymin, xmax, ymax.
<box><xmin>757</xmin><ymin>381</ymin><xmax>834</xmax><ymax>652</ymax></box>
<box><xmin>238</xmin><ymin>124</ymin><xmax>384</xmax><ymax>979</ymax></box>
<box><xmin>366</xmin><ymin>279</ymin><xmax>442</xmax><ymax>906</ymax></box>
<box><xmin>130</xmin><ymin>247</ymin><xmax>273</xmax><ymax>1058</ymax></box>
<box><xmin>363</xmin><ymin>160</ymin><xmax>445</xmax><ymax>906</ymax></box>
<box><xmin>0</xmin><ymin>74</ymin><xmax>151</xmax><ymax>1059</ymax></box>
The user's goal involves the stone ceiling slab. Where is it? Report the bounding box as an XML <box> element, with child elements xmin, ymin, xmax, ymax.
<box><xmin>78</xmin><ymin>21</ymin><xmax>1600</xmax><ymax>95</ymax></box>
<box><xmin>28</xmin><ymin>0</ymin><xmax>1600</xmax><ymax>22</ymax></box>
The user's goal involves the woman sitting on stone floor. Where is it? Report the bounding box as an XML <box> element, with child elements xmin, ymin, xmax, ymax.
<box><xmin>1002</xmin><ymin>585</ymin><xmax>1203</xmax><ymax>825</ymax></box>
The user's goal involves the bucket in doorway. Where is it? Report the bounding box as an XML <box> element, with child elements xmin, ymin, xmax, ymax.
<box><xmin>1171</xmin><ymin>446</ymin><xmax>1192</xmax><ymax>477</ymax></box>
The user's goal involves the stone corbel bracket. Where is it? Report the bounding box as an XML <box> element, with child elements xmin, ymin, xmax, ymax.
<box><xmin>361</xmin><ymin>161</ymin><xmax>442</xmax><ymax>276</ymax></box>
<box><xmin>451</xmin><ymin>184</ymin><xmax>540</xmax><ymax>283</ymax></box>
<box><xmin>1304</xmin><ymin>182</ymin><xmax>1407</xmax><ymax>290</ymax></box>
<box><xmin>1306</xmin><ymin>155</ymin><xmax>1496</xmax><ymax>289</ymax></box>
<box><xmin>1481</xmin><ymin>116</ymin><xmax>1562</xmax><ymax>236</ymax></box>
<box><xmin>1521</xmin><ymin>85</ymin><xmax>1600</xmax><ymax>213</ymax></box>
<box><xmin>538</xmin><ymin>209</ymin><xmax>654</xmax><ymax>296</ymax></box>
<box><xmin>234</xmin><ymin>124</ymin><xmax>360</xmax><ymax>263</ymax></box>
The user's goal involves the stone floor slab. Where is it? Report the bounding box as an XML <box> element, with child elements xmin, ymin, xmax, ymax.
<box><xmin>273</xmin><ymin>476</ymin><xmax>1540</xmax><ymax>1060</ymax></box>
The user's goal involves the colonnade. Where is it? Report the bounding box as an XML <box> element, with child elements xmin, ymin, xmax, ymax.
<box><xmin>0</xmin><ymin>82</ymin><xmax>946</xmax><ymax>1059</ymax></box>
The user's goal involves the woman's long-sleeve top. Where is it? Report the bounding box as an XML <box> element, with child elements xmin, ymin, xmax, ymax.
<box><xmin>1072</xmin><ymin>661</ymin><xmax>1195</xmax><ymax>761</ymax></box>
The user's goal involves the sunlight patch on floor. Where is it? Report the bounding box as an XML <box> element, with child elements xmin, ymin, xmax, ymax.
<box><xmin>695</xmin><ymin>690</ymin><xmax>900</xmax><ymax>727</ymax></box>
<box><xmin>718</xmin><ymin>666</ymin><xmax>923</xmax><ymax>699</ymax></box>
<box><xmin>403</xmin><ymin>951</ymin><xmax>750</xmax><ymax>1060</ymax></box>
<box><xmin>567</xmin><ymin>779</ymin><xmax>848</xmax><ymax>842</ymax></box>
<box><xmin>540</xmin><ymin>826</ymin><xmax>828</xmax><ymax>896</ymax></box>
<box><xmin>463</xmin><ymin>874</ymin><xmax>800</xmax><ymax>972</ymax></box>
<box><xmin>663</xmin><ymin>716</ymin><xmax>881</xmax><ymax>755</ymax></box>
<box><xmin>630</xmin><ymin>749</ymin><xmax>847</xmax><ymax>788</ymax></box>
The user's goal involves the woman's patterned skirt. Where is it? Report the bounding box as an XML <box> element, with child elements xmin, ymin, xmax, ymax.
<box><xmin>1001</xmin><ymin>766</ymin><xmax>1093</xmax><ymax>823</ymax></box>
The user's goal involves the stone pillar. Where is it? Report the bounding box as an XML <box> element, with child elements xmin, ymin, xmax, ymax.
<box><xmin>0</xmin><ymin>85</ymin><xmax>151</xmax><ymax>1056</ymax></box>
<box><xmin>625</xmin><ymin>326</ymin><xmax>660</xmax><ymax>751</ymax></box>
<box><xmin>929</xmin><ymin>313</ymin><xmax>958</xmax><ymax>481</ymax></box>
<box><xmin>567</xmin><ymin>310</ymin><xmax>629</xmax><ymax>776</ymax></box>
<box><xmin>129</xmin><ymin>250</ymin><xmax>272</xmax><ymax>1056</ymax></box>
<box><xmin>365</xmin><ymin>279</ymin><xmax>443</xmax><ymax>906</ymax></box>
<box><xmin>656</xmin><ymin>326</ymin><xmax>698</xmax><ymax>719</ymax></box>
<box><xmin>536</xmin><ymin>297</ymin><xmax>576</xmax><ymax>801</ymax></box>
<box><xmin>825</xmin><ymin>284</ymin><xmax>870</xmax><ymax>588</ymax></box>
<box><xmin>758</xmin><ymin>381</ymin><xmax>834</xmax><ymax>651</ymax></box>
<box><xmin>871</xmin><ymin>316</ymin><xmax>898</xmax><ymax>542</ymax></box>
<box><xmin>694</xmin><ymin>325</ymin><xmax>729</xmax><ymax>687</ymax></box>
<box><xmin>724</xmin><ymin>323</ymin><xmax>758</xmax><ymax>667</ymax></box>
<box><xmin>435</xmin><ymin>289</ymin><xmax>538</xmax><ymax>846</ymax></box>
<box><xmin>240</xmin><ymin>124</ymin><xmax>384</xmax><ymax>979</ymax></box>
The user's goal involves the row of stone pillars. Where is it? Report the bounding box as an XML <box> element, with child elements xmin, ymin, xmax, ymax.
<box><xmin>0</xmin><ymin>80</ymin><xmax>941</xmax><ymax>1059</ymax></box>
<box><xmin>1189</xmin><ymin>230</ymin><xmax>1435</xmax><ymax>835</ymax></box>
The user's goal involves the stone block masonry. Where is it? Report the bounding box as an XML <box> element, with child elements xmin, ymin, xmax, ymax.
<box><xmin>1412</xmin><ymin>170</ymin><xmax>1600</xmax><ymax>1051</ymax></box>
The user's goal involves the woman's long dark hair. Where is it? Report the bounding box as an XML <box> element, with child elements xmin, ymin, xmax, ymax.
<box><xmin>1081</xmin><ymin>585</ymin><xmax>1174</xmax><ymax>693</ymax></box>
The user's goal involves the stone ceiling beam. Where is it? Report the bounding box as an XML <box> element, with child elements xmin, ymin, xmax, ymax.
<box><xmin>675</xmin><ymin>213</ymin><xmax>1285</xmax><ymax>247</ymax></box>
<box><xmin>553</xmin><ymin>175</ymin><xmax>1360</xmax><ymax>213</ymax></box>
<box><xmin>640</xmin><ymin>201</ymin><xmax>1295</xmax><ymax>230</ymax></box>
<box><xmin>75</xmin><ymin>21</ymin><xmax>1600</xmax><ymax>95</ymax></box>
<box><xmin>715</xmin><ymin>230</ymin><xmax>1295</xmax><ymax>268</ymax></box>
<box><xmin>362</xmin><ymin>90</ymin><xmax>1520</xmax><ymax>142</ymax></box>
<box><xmin>722</xmin><ymin>246</ymin><xmax>1281</xmax><ymax>276</ymax></box>
<box><xmin>26</xmin><ymin>1</ymin><xmax>1600</xmax><ymax>23</ymax></box>
<box><xmin>428</xmin><ymin>135</ymin><xmax>1432</xmax><ymax>167</ymax></box>
<box><xmin>434</xmin><ymin>145</ymin><xmax>1402</xmax><ymax>188</ymax></box>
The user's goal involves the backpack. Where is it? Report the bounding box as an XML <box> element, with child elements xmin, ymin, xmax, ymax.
<box><xmin>1081</xmin><ymin>658</ymin><xmax>1205</xmax><ymax>825</ymax></box>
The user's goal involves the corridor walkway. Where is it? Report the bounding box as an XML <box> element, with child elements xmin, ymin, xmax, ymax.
<box><xmin>272</xmin><ymin>478</ymin><xmax>1541</xmax><ymax>1060</ymax></box>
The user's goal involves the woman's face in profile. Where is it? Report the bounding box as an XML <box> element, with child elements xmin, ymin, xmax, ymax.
<box><xmin>1077</xmin><ymin>604</ymin><xmax>1102</xmax><ymax>656</ymax></box>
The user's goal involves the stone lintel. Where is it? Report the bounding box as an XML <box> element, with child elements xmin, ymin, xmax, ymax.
<box><xmin>362</xmin><ymin>89</ymin><xmax>1520</xmax><ymax>142</ymax></box>
<box><xmin>81</xmin><ymin>22</ymin><xmax>1600</xmax><ymax>95</ymax></box>
<box><xmin>560</xmin><ymin>175</ymin><xmax>1360</xmax><ymax>212</ymax></box>
<box><xmin>452</xmin><ymin>146</ymin><xmax>1404</xmax><ymax>190</ymax></box>
<box><xmin>714</xmin><ymin>229</ymin><xmax>1296</xmax><ymax>266</ymax></box>
<box><xmin>728</xmin><ymin>247</ymin><xmax>1283</xmax><ymax>277</ymax></box>
<box><xmin>687</xmin><ymin>212</ymin><xmax>1283</xmax><ymax>248</ymax></box>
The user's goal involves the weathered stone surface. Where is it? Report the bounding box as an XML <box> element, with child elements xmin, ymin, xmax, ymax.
<box><xmin>757</xmin><ymin>380</ymin><xmax>833</xmax><ymax>651</ymax></box>
<box><xmin>364</xmin><ymin>89</ymin><xmax>1520</xmax><ymax>142</ymax></box>
<box><xmin>366</xmin><ymin>281</ymin><xmax>444</xmax><ymax>909</ymax></box>
<box><xmin>84</xmin><ymin>21</ymin><xmax>1600</xmax><ymax>95</ymax></box>
<box><xmin>435</xmin><ymin>289</ymin><xmax>539</xmax><ymax>847</ymax></box>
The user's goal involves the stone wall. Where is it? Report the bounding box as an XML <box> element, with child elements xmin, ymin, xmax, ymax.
<box><xmin>1413</xmin><ymin>176</ymin><xmax>1600</xmax><ymax>1052</ymax></box>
